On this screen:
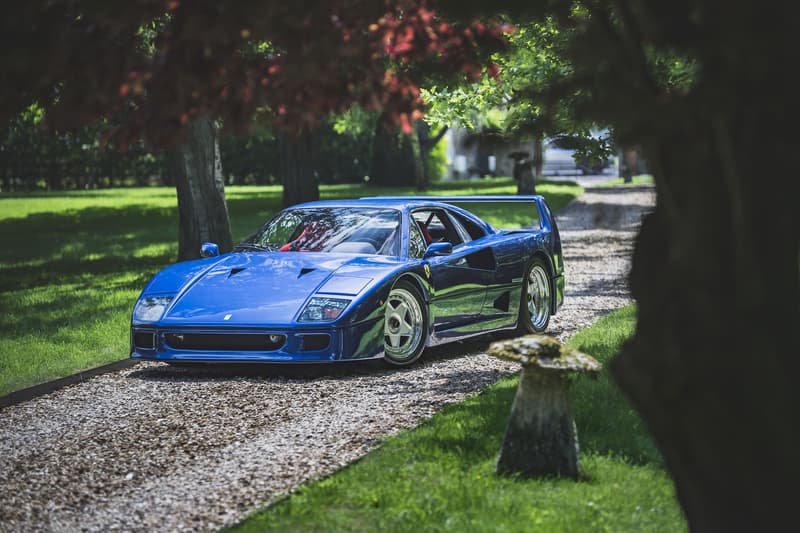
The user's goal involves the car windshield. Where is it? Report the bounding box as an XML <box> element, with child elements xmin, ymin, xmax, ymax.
<box><xmin>239</xmin><ymin>207</ymin><xmax>401</xmax><ymax>256</ymax></box>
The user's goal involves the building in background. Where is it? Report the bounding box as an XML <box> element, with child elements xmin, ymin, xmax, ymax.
<box><xmin>444</xmin><ymin>126</ymin><xmax>615</xmax><ymax>180</ymax></box>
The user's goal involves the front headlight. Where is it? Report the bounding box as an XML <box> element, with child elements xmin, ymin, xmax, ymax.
<box><xmin>298</xmin><ymin>297</ymin><xmax>350</xmax><ymax>322</ymax></box>
<box><xmin>133</xmin><ymin>296</ymin><xmax>174</xmax><ymax>322</ymax></box>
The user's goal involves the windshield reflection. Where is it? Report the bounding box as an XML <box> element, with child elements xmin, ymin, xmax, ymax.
<box><xmin>239</xmin><ymin>208</ymin><xmax>401</xmax><ymax>256</ymax></box>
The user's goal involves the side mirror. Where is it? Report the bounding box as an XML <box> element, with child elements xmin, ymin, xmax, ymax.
<box><xmin>200</xmin><ymin>242</ymin><xmax>220</xmax><ymax>258</ymax></box>
<box><xmin>423</xmin><ymin>241</ymin><xmax>453</xmax><ymax>259</ymax></box>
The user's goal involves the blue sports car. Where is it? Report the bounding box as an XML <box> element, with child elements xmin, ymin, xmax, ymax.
<box><xmin>130</xmin><ymin>195</ymin><xmax>563</xmax><ymax>366</ymax></box>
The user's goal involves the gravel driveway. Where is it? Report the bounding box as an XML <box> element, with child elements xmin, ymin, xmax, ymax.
<box><xmin>0</xmin><ymin>185</ymin><xmax>655</xmax><ymax>532</ymax></box>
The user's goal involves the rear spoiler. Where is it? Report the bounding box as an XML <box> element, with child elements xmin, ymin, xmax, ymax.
<box><xmin>360</xmin><ymin>195</ymin><xmax>555</xmax><ymax>233</ymax></box>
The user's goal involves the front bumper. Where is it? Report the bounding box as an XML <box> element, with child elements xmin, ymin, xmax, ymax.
<box><xmin>130</xmin><ymin>318</ymin><xmax>385</xmax><ymax>363</ymax></box>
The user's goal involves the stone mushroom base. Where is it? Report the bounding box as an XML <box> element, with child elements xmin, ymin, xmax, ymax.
<box><xmin>489</xmin><ymin>335</ymin><xmax>600</xmax><ymax>479</ymax></box>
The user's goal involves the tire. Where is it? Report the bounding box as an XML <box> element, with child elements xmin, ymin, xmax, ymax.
<box><xmin>517</xmin><ymin>257</ymin><xmax>552</xmax><ymax>334</ymax></box>
<box><xmin>383</xmin><ymin>280</ymin><xmax>427</xmax><ymax>366</ymax></box>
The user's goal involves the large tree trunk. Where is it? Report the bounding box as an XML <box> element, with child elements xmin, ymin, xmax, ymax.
<box><xmin>167</xmin><ymin>117</ymin><xmax>233</xmax><ymax>261</ymax></box>
<box><xmin>280</xmin><ymin>130</ymin><xmax>319</xmax><ymax>207</ymax></box>
<box><xmin>611</xmin><ymin>121</ymin><xmax>798</xmax><ymax>531</ymax></box>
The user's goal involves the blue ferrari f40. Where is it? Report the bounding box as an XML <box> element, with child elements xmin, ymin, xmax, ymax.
<box><xmin>130</xmin><ymin>196</ymin><xmax>564</xmax><ymax>366</ymax></box>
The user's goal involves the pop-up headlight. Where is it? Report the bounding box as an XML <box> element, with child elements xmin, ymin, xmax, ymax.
<box><xmin>133</xmin><ymin>296</ymin><xmax>174</xmax><ymax>322</ymax></box>
<box><xmin>298</xmin><ymin>297</ymin><xmax>350</xmax><ymax>322</ymax></box>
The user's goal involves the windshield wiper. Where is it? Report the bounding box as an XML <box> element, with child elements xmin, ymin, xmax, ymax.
<box><xmin>233</xmin><ymin>243</ymin><xmax>271</xmax><ymax>252</ymax></box>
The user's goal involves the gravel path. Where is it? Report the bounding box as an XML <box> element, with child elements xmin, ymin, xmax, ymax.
<box><xmin>0</xmin><ymin>185</ymin><xmax>655</xmax><ymax>532</ymax></box>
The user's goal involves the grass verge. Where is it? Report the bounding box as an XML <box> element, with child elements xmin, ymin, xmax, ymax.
<box><xmin>598</xmin><ymin>174</ymin><xmax>654</xmax><ymax>187</ymax></box>
<box><xmin>228</xmin><ymin>305</ymin><xmax>686</xmax><ymax>533</ymax></box>
<box><xmin>0</xmin><ymin>178</ymin><xmax>581</xmax><ymax>396</ymax></box>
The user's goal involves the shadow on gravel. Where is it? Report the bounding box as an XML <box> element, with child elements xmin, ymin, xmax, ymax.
<box><xmin>126</xmin><ymin>336</ymin><xmax>501</xmax><ymax>383</ymax></box>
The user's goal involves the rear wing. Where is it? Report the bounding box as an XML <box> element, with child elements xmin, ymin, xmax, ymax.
<box><xmin>360</xmin><ymin>195</ymin><xmax>556</xmax><ymax>233</ymax></box>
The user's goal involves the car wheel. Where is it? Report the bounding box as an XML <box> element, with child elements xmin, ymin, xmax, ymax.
<box><xmin>518</xmin><ymin>257</ymin><xmax>552</xmax><ymax>334</ymax></box>
<box><xmin>383</xmin><ymin>280</ymin><xmax>427</xmax><ymax>366</ymax></box>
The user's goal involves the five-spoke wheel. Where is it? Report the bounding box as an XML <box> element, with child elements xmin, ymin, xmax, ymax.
<box><xmin>519</xmin><ymin>258</ymin><xmax>552</xmax><ymax>333</ymax></box>
<box><xmin>384</xmin><ymin>280</ymin><xmax>426</xmax><ymax>366</ymax></box>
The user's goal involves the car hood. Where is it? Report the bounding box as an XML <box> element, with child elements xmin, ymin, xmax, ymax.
<box><xmin>156</xmin><ymin>252</ymin><xmax>395</xmax><ymax>326</ymax></box>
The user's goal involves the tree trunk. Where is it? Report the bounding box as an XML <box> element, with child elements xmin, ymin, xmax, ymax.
<box><xmin>476</xmin><ymin>135</ymin><xmax>491</xmax><ymax>177</ymax></box>
<box><xmin>420</xmin><ymin>124</ymin><xmax>448</xmax><ymax>158</ymax></box>
<box><xmin>532</xmin><ymin>136</ymin><xmax>544</xmax><ymax>178</ymax></box>
<box><xmin>280</xmin><ymin>130</ymin><xmax>319</xmax><ymax>207</ymax></box>
<box><xmin>167</xmin><ymin>116</ymin><xmax>233</xmax><ymax>262</ymax></box>
<box><xmin>517</xmin><ymin>161</ymin><xmax>536</xmax><ymax>195</ymax></box>
<box><xmin>611</xmin><ymin>122</ymin><xmax>799</xmax><ymax>531</ymax></box>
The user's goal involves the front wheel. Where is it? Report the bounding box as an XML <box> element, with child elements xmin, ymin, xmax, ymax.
<box><xmin>383</xmin><ymin>280</ymin><xmax>427</xmax><ymax>366</ymax></box>
<box><xmin>518</xmin><ymin>258</ymin><xmax>552</xmax><ymax>334</ymax></box>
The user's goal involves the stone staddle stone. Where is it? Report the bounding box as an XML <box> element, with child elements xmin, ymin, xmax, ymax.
<box><xmin>488</xmin><ymin>335</ymin><xmax>601</xmax><ymax>479</ymax></box>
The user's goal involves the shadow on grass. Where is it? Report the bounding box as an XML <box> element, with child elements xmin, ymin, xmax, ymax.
<box><xmin>383</xmin><ymin>361</ymin><xmax>661</xmax><ymax>469</ymax></box>
<box><xmin>0</xmin><ymin>194</ymin><xmax>290</xmax><ymax>293</ymax></box>
<box><xmin>0</xmin><ymin>279</ymin><xmax>136</xmax><ymax>338</ymax></box>
<box><xmin>0</xmin><ymin>255</ymin><xmax>168</xmax><ymax>292</ymax></box>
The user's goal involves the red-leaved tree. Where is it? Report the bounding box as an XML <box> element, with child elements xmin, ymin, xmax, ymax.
<box><xmin>1</xmin><ymin>0</ymin><xmax>509</xmax><ymax>259</ymax></box>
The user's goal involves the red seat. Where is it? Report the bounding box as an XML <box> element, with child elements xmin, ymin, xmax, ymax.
<box><xmin>416</xmin><ymin>220</ymin><xmax>433</xmax><ymax>245</ymax></box>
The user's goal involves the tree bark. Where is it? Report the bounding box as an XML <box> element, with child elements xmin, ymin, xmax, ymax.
<box><xmin>420</xmin><ymin>124</ymin><xmax>448</xmax><ymax>157</ymax></box>
<box><xmin>280</xmin><ymin>130</ymin><xmax>319</xmax><ymax>207</ymax></box>
<box><xmin>611</xmin><ymin>121</ymin><xmax>799</xmax><ymax>531</ymax></box>
<box><xmin>532</xmin><ymin>135</ymin><xmax>543</xmax><ymax>178</ymax></box>
<box><xmin>167</xmin><ymin>117</ymin><xmax>233</xmax><ymax>261</ymax></box>
<box><xmin>516</xmin><ymin>161</ymin><xmax>536</xmax><ymax>195</ymax></box>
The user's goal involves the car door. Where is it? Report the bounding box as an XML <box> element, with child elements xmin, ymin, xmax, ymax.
<box><xmin>411</xmin><ymin>208</ymin><xmax>495</xmax><ymax>337</ymax></box>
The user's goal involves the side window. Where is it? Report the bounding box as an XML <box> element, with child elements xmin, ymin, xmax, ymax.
<box><xmin>408</xmin><ymin>217</ymin><xmax>427</xmax><ymax>258</ymax></box>
<box><xmin>449</xmin><ymin>211</ymin><xmax>487</xmax><ymax>241</ymax></box>
<box><xmin>412</xmin><ymin>209</ymin><xmax>464</xmax><ymax>246</ymax></box>
<box><xmin>444</xmin><ymin>212</ymin><xmax>473</xmax><ymax>246</ymax></box>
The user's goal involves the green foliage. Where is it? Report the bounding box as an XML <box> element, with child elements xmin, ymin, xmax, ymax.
<box><xmin>228</xmin><ymin>305</ymin><xmax>686</xmax><ymax>532</ymax></box>
<box><xmin>0</xmin><ymin>106</ymin><xmax>165</xmax><ymax>191</ymax></box>
<box><xmin>219</xmin><ymin>127</ymin><xmax>280</xmax><ymax>186</ymax></box>
<box><xmin>1</xmin><ymin>108</ymin><xmax>376</xmax><ymax>190</ymax></box>
<box><xmin>423</xmin><ymin>135</ymin><xmax>447</xmax><ymax>182</ymax></box>
<box><xmin>0</xmin><ymin>178</ymin><xmax>580</xmax><ymax>395</ymax></box>
<box><xmin>316</xmin><ymin>120</ymin><xmax>374</xmax><ymax>183</ymax></box>
<box><xmin>422</xmin><ymin>86</ymin><xmax>502</xmax><ymax>132</ymax></box>
<box><xmin>332</xmin><ymin>106</ymin><xmax>377</xmax><ymax>137</ymax></box>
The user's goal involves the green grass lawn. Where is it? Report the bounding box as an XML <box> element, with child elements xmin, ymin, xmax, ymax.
<box><xmin>229</xmin><ymin>305</ymin><xmax>686</xmax><ymax>533</ymax></box>
<box><xmin>0</xmin><ymin>177</ymin><xmax>581</xmax><ymax>396</ymax></box>
<box><xmin>598</xmin><ymin>174</ymin><xmax>654</xmax><ymax>187</ymax></box>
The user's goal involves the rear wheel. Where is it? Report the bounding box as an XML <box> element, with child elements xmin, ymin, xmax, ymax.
<box><xmin>383</xmin><ymin>280</ymin><xmax>427</xmax><ymax>366</ymax></box>
<box><xmin>518</xmin><ymin>257</ymin><xmax>552</xmax><ymax>333</ymax></box>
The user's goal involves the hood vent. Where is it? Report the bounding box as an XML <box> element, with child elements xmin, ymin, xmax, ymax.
<box><xmin>228</xmin><ymin>267</ymin><xmax>246</xmax><ymax>278</ymax></box>
<box><xmin>298</xmin><ymin>267</ymin><xmax>315</xmax><ymax>278</ymax></box>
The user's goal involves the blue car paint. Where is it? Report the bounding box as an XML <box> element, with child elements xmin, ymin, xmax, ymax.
<box><xmin>130</xmin><ymin>196</ymin><xmax>563</xmax><ymax>363</ymax></box>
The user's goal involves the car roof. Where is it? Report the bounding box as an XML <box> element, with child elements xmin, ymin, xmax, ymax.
<box><xmin>290</xmin><ymin>198</ymin><xmax>453</xmax><ymax>210</ymax></box>
<box><xmin>288</xmin><ymin>197</ymin><xmax>499</xmax><ymax>234</ymax></box>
